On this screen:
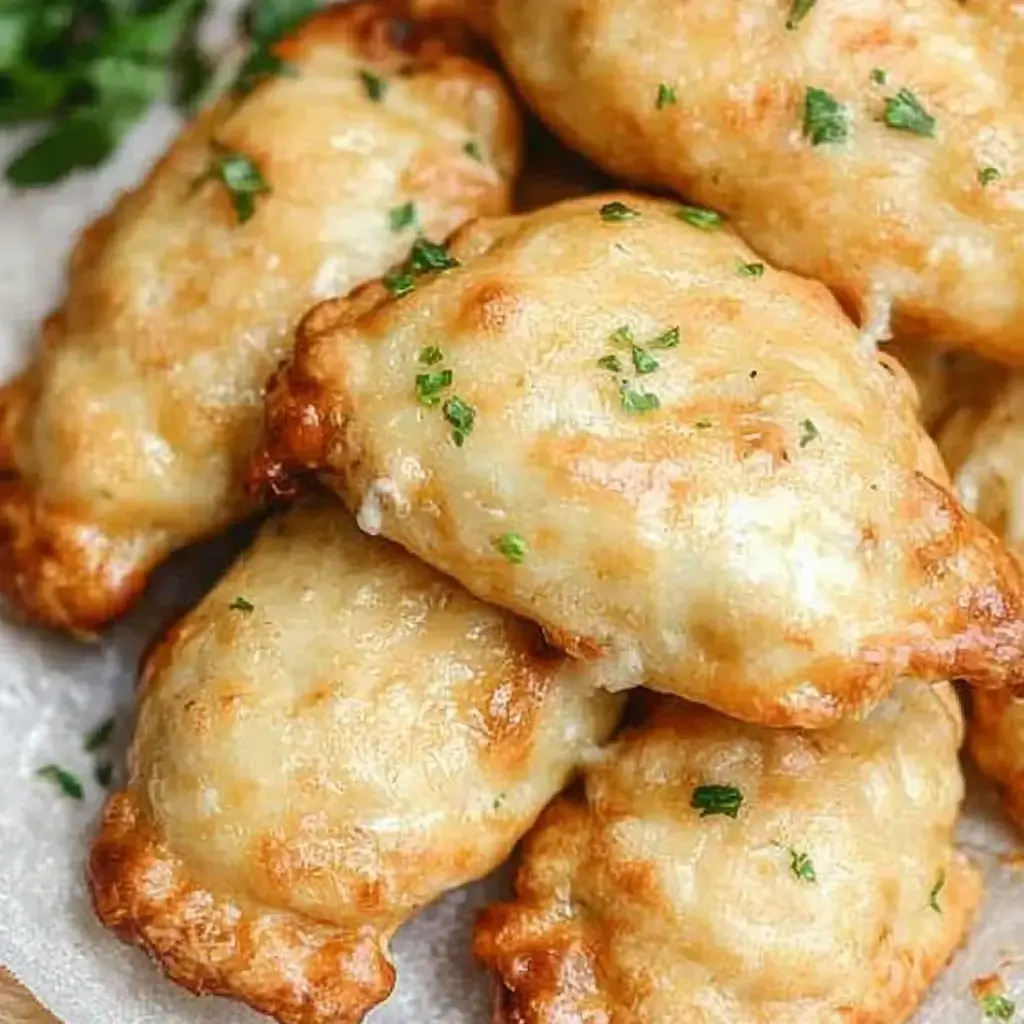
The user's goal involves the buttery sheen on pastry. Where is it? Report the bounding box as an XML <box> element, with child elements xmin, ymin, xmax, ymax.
<box><xmin>259</xmin><ymin>193</ymin><xmax>1024</xmax><ymax>728</ymax></box>
<box><xmin>88</xmin><ymin>497</ymin><xmax>622</xmax><ymax>1024</ymax></box>
<box><xmin>475</xmin><ymin>682</ymin><xmax>980</xmax><ymax>1024</ymax></box>
<box><xmin>468</xmin><ymin>0</ymin><xmax>1024</xmax><ymax>362</ymax></box>
<box><xmin>0</xmin><ymin>0</ymin><xmax>520</xmax><ymax>633</ymax></box>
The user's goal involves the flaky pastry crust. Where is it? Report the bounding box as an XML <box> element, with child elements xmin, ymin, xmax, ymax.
<box><xmin>471</xmin><ymin>0</ymin><xmax>1024</xmax><ymax>363</ymax></box>
<box><xmin>0</xmin><ymin>0</ymin><xmax>520</xmax><ymax>632</ymax></box>
<box><xmin>476</xmin><ymin>683</ymin><xmax>980</xmax><ymax>1024</ymax></box>
<box><xmin>258</xmin><ymin>193</ymin><xmax>1024</xmax><ymax>728</ymax></box>
<box><xmin>88</xmin><ymin>497</ymin><xmax>623</xmax><ymax>1024</ymax></box>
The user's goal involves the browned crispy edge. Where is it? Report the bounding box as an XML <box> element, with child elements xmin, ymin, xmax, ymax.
<box><xmin>0</xmin><ymin>0</ymin><xmax>513</xmax><ymax>634</ymax></box>
<box><xmin>968</xmin><ymin>689</ymin><xmax>1024</xmax><ymax>830</ymax></box>
<box><xmin>475</xmin><ymin>800</ymin><xmax>982</xmax><ymax>1024</ymax></box>
<box><xmin>88</xmin><ymin>790</ymin><xmax>396</xmax><ymax>1024</ymax></box>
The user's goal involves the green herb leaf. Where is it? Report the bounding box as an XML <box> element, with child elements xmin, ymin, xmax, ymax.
<box><xmin>597</xmin><ymin>354</ymin><xmax>624</xmax><ymax>372</ymax></box>
<box><xmin>360</xmin><ymin>68</ymin><xmax>386</xmax><ymax>101</ymax></box>
<box><xmin>232</xmin><ymin>45</ymin><xmax>296</xmax><ymax>99</ymax></box>
<box><xmin>463</xmin><ymin>139</ymin><xmax>483</xmax><ymax>161</ymax></box>
<box><xmin>600</xmin><ymin>201</ymin><xmax>640</xmax><ymax>222</ymax></box>
<box><xmin>609</xmin><ymin>325</ymin><xmax>636</xmax><ymax>348</ymax></box>
<box><xmin>695</xmin><ymin>418</ymin><xmax>712</xmax><ymax>429</ymax></box>
<box><xmin>979</xmin><ymin>166</ymin><xmax>1001</xmax><ymax>186</ymax></box>
<box><xmin>690</xmin><ymin>784</ymin><xmax>743</xmax><ymax>818</ymax></box>
<box><xmin>870</xmin><ymin>68</ymin><xmax>888</xmax><ymax>85</ymax></box>
<box><xmin>676</xmin><ymin>204</ymin><xmax>724</xmax><ymax>230</ymax></box>
<box><xmin>981</xmin><ymin>994</ymin><xmax>1015</xmax><ymax>1021</ymax></box>
<box><xmin>495</xmin><ymin>532</ymin><xmax>528</xmax><ymax>564</ymax></box>
<box><xmin>631</xmin><ymin>346</ymin><xmax>659</xmax><ymax>375</ymax></box>
<box><xmin>790</xmin><ymin>849</ymin><xmax>817</xmax><ymax>882</ymax></box>
<box><xmin>649</xmin><ymin>326</ymin><xmax>681</xmax><ymax>349</ymax></box>
<box><xmin>385</xmin><ymin>270</ymin><xmax>416</xmax><ymax>297</ymax></box>
<box><xmin>94</xmin><ymin>761</ymin><xmax>114</xmax><ymax>788</ymax></box>
<box><xmin>230</xmin><ymin>596</ymin><xmax>255</xmax><ymax>612</ymax></box>
<box><xmin>409</xmin><ymin>238</ymin><xmax>459</xmax><ymax>273</ymax></box>
<box><xmin>799</xmin><ymin>418</ymin><xmax>819</xmax><ymax>447</ymax></box>
<box><xmin>6</xmin><ymin>116</ymin><xmax>115</xmax><ymax>188</ymax></box>
<box><xmin>247</xmin><ymin>0</ymin><xmax>319</xmax><ymax>44</ymax></box>
<box><xmin>656</xmin><ymin>83</ymin><xmax>677</xmax><ymax>109</ymax></box>
<box><xmin>390</xmin><ymin>201</ymin><xmax>417</xmax><ymax>232</ymax></box>
<box><xmin>737</xmin><ymin>262</ymin><xmax>765</xmax><ymax>278</ymax></box>
<box><xmin>37</xmin><ymin>764</ymin><xmax>84</xmax><ymax>800</ymax></box>
<box><xmin>928</xmin><ymin>870</ymin><xmax>945</xmax><ymax>912</ymax></box>
<box><xmin>786</xmin><ymin>0</ymin><xmax>817</xmax><ymax>29</ymax></box>
<box><xmin>443</xmin><ymin>395</ymin><xmax>476</xmax><ymax>446</ymax></box>
<box><xmin>883</xmin><ymin>88</ymin><xmax>936</xmax><ymax>137</ymax></box>
<box><xmin>619</xmin><ymin>381</ymin><xmax>661</xmax><ymax>415</ymax></box>
<box><xmin>84</xmin><ymin>717</ymin><xmax>115</xmax><ymax>753</ymax></box>
<box><xmin>200</xmin><ymin>146</ymin><xmax>271</xmax><ymax>224</ymax></box>
<box><xmin>419</xmin><ymin>345</ymin><xmax>444</xmax><ymax>365</ymax></box>
<box><xmin>803</xmin><ymin>86</ymin><xmax>848</xmax><ymax>146</ymax></box>
<box><xmin>415</xmin><ymin>369</ymin><xmax>454</xmax><ymax>406</ymax></box>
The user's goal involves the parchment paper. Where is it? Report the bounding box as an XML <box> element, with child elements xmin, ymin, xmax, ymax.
<box><xmin>0</xmin><ymin>24</ymin><xmax>1022</xmax><ymax>1023</ymax></box>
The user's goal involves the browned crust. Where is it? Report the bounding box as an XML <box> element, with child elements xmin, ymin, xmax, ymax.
<box><xmin>475</xmin><ymin>818</ymin><xmax>982</xmax><ymax>1024</ymax></box>
<box><xmin>88</xmin><ymin>791</ymin><xmax>396</xmax><ymax>1024</ymax></box>
<box><xmin>968</xmin><ymin>689</ymin><xmax>1024</xmax><ymax>830</ymax></box>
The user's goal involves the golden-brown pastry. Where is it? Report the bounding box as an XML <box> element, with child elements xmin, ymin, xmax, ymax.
<box><xmin>258</xmin><ymin>193</ymin><xmax>1024</xmax><ymax>728</ymax></box>
<box><xmin>476</xmin><ymin>682</ymin><xmax>980</xmax><ymax>1024</ymax></box>
<box><xmin>466</xmin><ymin>0</ymin><xmax>1024</xmax><ymax>362</ymax></box>
<box><xmin>0</xmin><ymin>0</ymin><xmax>520</xmax><ymax>633</ymax></box>
<box><xmin>88</xmin><ymin>496</ymin><xmax>622</xmax><ymax>1024</ymax></box>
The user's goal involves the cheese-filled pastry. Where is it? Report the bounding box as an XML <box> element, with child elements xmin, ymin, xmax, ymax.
<box><xmin>459</xmin><ymin>0</ymin><xmax>1024</xmax><ymax>362</ymax></box>
<box><xmin>258</xmin><ymin>193</ymin><xmax>1024</xmax><ymax>728</ymax></box>
<box><xmin>0</xmin><ymin>0</ymin><xmax>520</xmax><ymax>633</ymax></box>
<box><xmin>476</xmin><ymin>682</ymin><xmax>979</xmax><ymax>1024</ymax></box>
<box><xmin>88</xmin><ymin>497</ymin><xmax>622</xmax><ymax>1024</ymax></box>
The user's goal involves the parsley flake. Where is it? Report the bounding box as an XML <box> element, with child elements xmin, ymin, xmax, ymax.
<box><xmin>597</xmin><ymin>354</ymin><xmax>624</xmax><ymax>372</ymax></box>
<box><xmin>883</xmin><ymin>88</ymin><xmax>936</xmax><ymax>138</ymax></box>
<box><xmin>600</xmin><ymin>201</ymin><xmax>640</xmax><ymax>222</ymax></box>
<box><xmin>790</xmin><ymin>849</ymin><xmax>817</xmax><ymax>882</ymax></box>
<box><xmin>870</xmin><ymin>68</ymin><xmax>888</xmax><ymax>85</ymax></box>
<box><xmin>443</xmin><ymin>396</ymin><xmax>476</xmax><ymax>445</ymax></box>
<box><xmin>786</xmin><ymin>0</ymin><xmax>817</xmax><ymax>30</ymax></box>
<box><xmin>230</xmin><ymin>596</ymin><xmax>255</xmax><ymax>612</ymax></box>
<box><xmin>389</xmin><ymin>201</ymin><xmax>417</xmax><ymax>232</ymax></box>
<box><xmin>981</xmin><ymin>994</ymin><xmax>1016</xmax><ymax>1021</ymax></box>
<box><xmin>385</xmin><ymin>271</ymin><xmax>416</xmax><ymax>297</ymax></box>
<box><xmin>632</xmin><ymin>346</ymin><xmax>660</xmax><ymax>375</ymax></box>
<box><xmin>360</xmin><ymin>69</ymin><xmax>387</xmax><ymax>101</ymax></box>
<box><xmin>463</xmin><ymin>140</ymin><xmax>483</xmax><ymax>161</ymax></box>
<box><xmin>738</xmin><ymin>262</ymin><xmax>765</xmax><ymax>278</ymax></box>
<box><xmin>409</xmin><ymin>238</ymin><xmax>459</xmax><ymax>273</ymax></box>
<box><xmin>419</xmin><ymin>345</ymin><xmax>444</xmax><ymax>365</ymax></box>
<box><xmin>980</xmin><ymin>166</ymin><xmax>1001</xmax><ymax>186</ymax></box>
<box><xmin>928</xmin><ymin>870</ymin><xmax>945</xmax><ymax>912</ymax></box>
<box><xmin>691</xmin><ymin>784</ymin><xmax>743</xmax><ymax>818</ymax></box>
<box><xmin>677</xmin><ymin>204</ymin><xmax>724</xmax><ymax>230</ymax></box>
<box><xmin>37</xmin><ymin>764</ymin><xmax>84</xmax><ymax>800</ymax></box>
<box><xmin>649</xmin><ymin>326</ymin><xmax>681</xmax><ymax>349</ymax></box>
<box><xmin>84</xmin><ymin>717</ymin><xmax>115</xmax><ymax>753</ymax></box>
<box><xmin>495</xmin><ymin>532</ymin><xmax>528</xmax><ymax>564</ymax></box>
<box><xmin>803</xmin><ymin>87</ymin><xmax>848</xmax><ymax>146</ymax></box>
<box><xmin>695</xmin><ymin>418</ymin><xmax>713</xmax><ymax>429</ymax></box>
<box><xmin>609</xmin><ymin>325</ymin><xmax>636</xmax><ymax>348</ymax></box>
<box><xmin>198</xmin><ymin>146</ymin><xmax>271</xmax><ymax>225</ymax></box>
<box><xmin>415</xmin><ymin>369</ymin><xmax>453</xmax><ymax>406</ymax></box>
<box><xmin>619</xmin><ymin>381</ymin><xmax>661</xmax><ymax>415</ymax></box>
<box><xmin>95</xmin><ymin>761</ymin><xmax>114</xmax><ymax>789</ymax></box>
<box><xmin>799</xmin><ymin>418</ymin><xmax>819</xmax><ymax>448</ymax></box>
<box><xmin>656</xmin><ymin>83</ymin><xmax>678</xmax><ymax>110</ymax></box>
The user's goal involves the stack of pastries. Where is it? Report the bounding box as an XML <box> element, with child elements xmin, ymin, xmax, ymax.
<box><xmin>5</xmin><ymin>1</ymin><xmax>1024</xmax><ymax>1021</ymax></box>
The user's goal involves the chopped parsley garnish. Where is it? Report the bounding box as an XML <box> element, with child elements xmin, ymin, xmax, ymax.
<box><xmin>84</xmin><ymin>717</ymin><xmax>115</xmax><ymax>753</ymax></box>
<box><xmin>981</xmin><ymin>994</ymin><xmax>1016</xmax><ymax>1021</ymax></box>
<box><xmin>802</xmin><ymin>87</ymin><xmax>848</xmax><ymax>146</ymax></box>
<box><xmin>677</xmin><ymin>204</ymin><xmax>724</xmax><ymax>230</ymax></box>
<box><xmin>443</xmin><ymin>396</ymin><xmax>476</xmax><ymax>446</ymax></box>
<box><xmin>389</xmin><ymin>201</ymin><xmax>417</xmax><ymax>232</ymax></box>
<box><xmin>230</xmin><ymin>596</ymin><xmax>255</xmax><ymax>612</ymax></box>
<box><xmin>631</xmin><ymin>346</ymin><xmax>660</xmax><ymax>375</ymax></box>
<box><xmin>738</xmin><ymin>262</ymin><xmax>765</xmax><ymax>278</ymax></box>
<box><xmin>609</xmin><ymin>325</ymin><xmax>636</xmax><ymax>348</ymax></box>
<box><xmin>619</xmin><ymin>381</ymin><xmax>661</xmax><ymax>415</ymax></box>
<box><xmin>790</xmin><ymin>849</ymin><xmax>817</xmax><ymax>882</ymax></box>
<box><xmin>597</xmin><ymin>354</ymin><xmax>624</xmax><ymax>372</ymax></box>
<box><xmin>600</xmin><ymin>201</ymin><xmax>640</xmax><ymax>222</ymax></box>
<box><xmin>656</xmin><ymin>83</ymin><xmax>678</xmax><ymax>110</ymax></box>
<box><xmin>37</xmin><ymin>764</ymin><xmax>84</xmax><ymax>800</ymax></box>
<box><xmin>980</xmin><ymin>166</ymin><xmax>1001</xmax><ymax>186</ymax></box>
<box><xmin>360</xmin><ymin>69</ymin><xmax>387</xmax><ymax>101</ymax></box>
<box><xmin>649</xmin><ymin>326</ymin><xmax>681</xmax><ymax>348</ymax></box>
<box><xmin>690</xmin><ymin>784</ymin><xmax>743</xmax><ymax>818</ymax></box>
<box><xmin>385</xmin><ymin>271</ymin><xmax>416</xmax><ymax>297</ymax></box>
<box><xmin>928</xmin><ymin>870</ymin><xmax>945</xmax><ymax>912</ymax></box>
<box><xmin>695</xmin><ymin>418</ymin><xmax>712</xmax><ymax>429</ymax></box>
<box><xmin>232</xmin><ymin>46</ymin><xmax>297</xmax><ymax>100</ymax></box>
<box><xmin>463</xmin><ymin>140</ymin><xmax>483</xmax><ymax>161</ymax></box>
<box><xmin>870</xmin><ymin>68</ymin><xmax>888</xmax><ymax>85</ymax></box>
<box><xmin>95</xmin><ymin>761</ymin><xmax>114</xmax><ymax>788</ymax></box>
<box><xmin>419</xmin><ymin>345</ymin><xmax>444</xmax><ymax>365</ymax></box>
<box><xmin>799</xmin><ymin>418</ymin><xmax>819</xmax><ymax>447</ymax></box>
<box><xmin>197</xmin><ymin>146</ymin><xmax>271</xmax><ymax>225</ymax></box>
<box><xmin>409</xmin><ymin>238</ymin><xmax>459</xmax><ymax>272</ymax></box>
<box><xmin>786</xmin><ymin>0</ymin><xmax>817</xmax><ymax>30</ymax></box>
<box><xmin>883</xmin><ymin>88</ymin><xmax>936</xmax><ymax>137</ymax></box>
<box><xmin>495</xmin><ymin>532</ymin><xmax>528</xmax><ymax>564</ymax></box>
<box><xmin>415</xmin><ymin>369</ymin><xmax>453</xmax><ymax>406</ymax></box>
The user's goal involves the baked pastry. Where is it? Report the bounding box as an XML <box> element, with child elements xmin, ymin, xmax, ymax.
<box><xmin>258</xmin><ymin>193</ymin><xmax>1024</xmax><ymax>728</ymax></box>
<box><xmin>476</xmin><ymin>681</ymin><xmax>980</xmax><ymax>1024</ymax></box>
<box><xmin>88</xmin><ymin>496</ymin><xmax>622</xmax><ymax>1024</ymax></box>
<box><xmin>0</xmin><ymin>0</ymin><xmax>520</xmax><ymax>633</ymax></box>
<box><xmin>467</xmin><ymin>0</ymin><xmax>1024</xmax><ymax>362</ymax></box>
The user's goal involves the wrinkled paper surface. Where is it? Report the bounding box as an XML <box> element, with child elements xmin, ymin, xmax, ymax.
<box><xmin>0</xmin><ymin>26</ymin><xmax>1023</xmax><ymax>1022</ymax></box>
